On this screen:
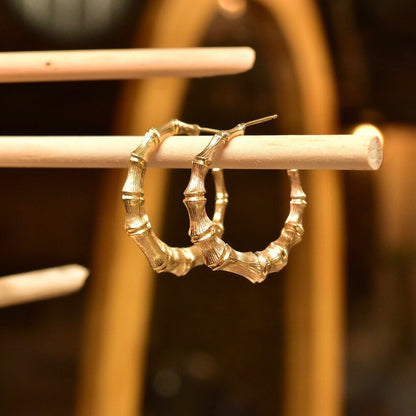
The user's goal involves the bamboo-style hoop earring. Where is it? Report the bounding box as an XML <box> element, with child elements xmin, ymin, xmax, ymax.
<box><xmin>183</xmin><ymin>115</ymin><xmax>307</xmax><ymax>283</ymax></box>
<box><xmin>122</xmin><ymin>119</ymin><xmax>228</xmax><ymax>276</ymax></box>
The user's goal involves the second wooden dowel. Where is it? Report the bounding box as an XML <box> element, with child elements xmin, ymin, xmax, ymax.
<box><xmin>0</xmin><ymin>47</ymin><xmax>255</xmax><ymax>82</ymax></box>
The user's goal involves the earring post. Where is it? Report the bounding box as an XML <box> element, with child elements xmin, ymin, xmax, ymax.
<box><xmin>244</xmin><ymin>114</ymin><xmax>278</xmax><ymax>128</ymax></box>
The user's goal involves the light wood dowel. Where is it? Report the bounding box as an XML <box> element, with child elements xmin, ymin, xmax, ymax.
<box><xmin>0</xmin><ymin>265</ymin><xmax>89</xmax><ymax>308</ymax></box>
<box><xmin>0</xmin><ymin>47</ymin><xmax>255</xmax><ymax>83</ymax></box>
<box><xmin>0</xmin><ymin>134</ymin><xmax>382</xmax><ymax>170</ymax></box>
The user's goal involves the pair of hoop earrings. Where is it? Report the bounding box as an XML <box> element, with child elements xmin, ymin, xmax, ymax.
<box><xmin>122</xmin><ymin>116</ymin><xmax>306</xmax><ymax>283</ymax></box>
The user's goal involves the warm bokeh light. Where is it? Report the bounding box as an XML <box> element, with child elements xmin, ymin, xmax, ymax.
<box><xmin>352</xmin><ymin>123</ymin><xmax>384</xmax><ymax>144</ymax></box>
<box><xmin>6</xmin><ymin>0</ymin><xmax>131</xmax><ymax>40</ymax></box>
<box><xmin>217</xmin><ymin>0</ymin><xmax>247</xmax><ymax>19</ymax></box>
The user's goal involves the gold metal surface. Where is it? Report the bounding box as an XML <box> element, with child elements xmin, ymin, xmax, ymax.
<box><xmin>183</xmin><ymin>116</ymin><xmax>307</xmax><ymax>283</ymax></box>
<box><xmin>122</xmin><ymin>119</ymin><xmax>228</xmax><ymax>276</ymax></box>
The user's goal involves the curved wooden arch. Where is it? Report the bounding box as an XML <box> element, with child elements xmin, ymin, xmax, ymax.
<box><xmin>256</xmin><ymin>2</ymin><xmax>344</xmax><ymax>416</ymax></box>
<box><xmin>76</xmin><ymin>2</ymin><xmax>221</xmax><ymax>416</ymax></box>
<box><xmin>76</xmin><ymin>1</ymin><xmax>344</xmax><ymax>416</ymax></box>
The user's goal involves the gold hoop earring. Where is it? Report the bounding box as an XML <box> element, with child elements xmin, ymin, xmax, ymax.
<box><xmin>183</xmin><ymin>115</ymin><xmax>306</xmax><ymax>283</ymax></box>
<box><xmin>122</xmin><ymin>119</ymin><xmax>228</xmax><ymax>276</ymax></box>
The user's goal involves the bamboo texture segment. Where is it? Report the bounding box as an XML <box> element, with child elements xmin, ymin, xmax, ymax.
<box><xmin>122</xmin><ymin>119</ymin><xmax>228</xmax><ymax>276</ymax></box>
<box><xmin>183</xmin><ymin>122</ymin><xmax>307</xmax><ymax>283</ymax></box>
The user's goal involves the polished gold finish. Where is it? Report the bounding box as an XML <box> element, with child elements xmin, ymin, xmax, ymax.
<box><xmin>184</xmin><ymin>116</ymin><xmax>307</xmax><ymax>283</ymax></box>
<box><xmin>122</xmin><ymin>119</ymin><xmax>228</xmax><ymax>276</ymax></box>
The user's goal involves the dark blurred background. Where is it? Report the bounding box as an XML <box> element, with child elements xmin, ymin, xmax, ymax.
<box><xmin>0</xmin><ymin>1</ymin><xmax>415</xmax><ymax>415</ymax></box>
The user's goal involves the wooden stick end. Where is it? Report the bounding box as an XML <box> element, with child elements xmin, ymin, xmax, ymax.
<box><xmin>368</xmin><ymin>135</ymin><xmax>384</xmax><ymax>170</ymax></box>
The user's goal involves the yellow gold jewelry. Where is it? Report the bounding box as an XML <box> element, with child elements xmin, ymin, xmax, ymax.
<box><xmin>183</xmin><ymin>115</ymin><xmax>307</xmax><ymax>283</ymax></box>
<box><xmin>122</xmin><ymin>119</ymin><xmax>228</xmax><ymax>276</ymax></box>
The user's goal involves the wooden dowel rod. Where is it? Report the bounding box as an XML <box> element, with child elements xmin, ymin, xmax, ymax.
<box><xmin>0</xmin><ymin>47</ymin><xmax>255</xmax><ymax>83</ymax></box>
<box><xmin>0</xmin><ymin>134</ymin><xmax>382</xmax><ymax>170</ymax></box>
<box><xmin>0</xmin><ymin>265</ymin><xmax>89</xmax><ymax>308</ymax></box>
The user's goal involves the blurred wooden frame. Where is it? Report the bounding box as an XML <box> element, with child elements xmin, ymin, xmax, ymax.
<box><xmin>75</xmin><ymin>2</ymin><xmax>223</xmax><ymax>416</ymax></box>
<box><xmin>75</xmin><ymin>1</ymin><xmax>344</xmax><ymax>416</ymax></box>
<box><xmin>374</xmin><ymin>125</ymin><xmax>416</xmax><ymax>354</ymax></box>
<box><xmin>260</xmin><ymin>2</ymin><xmax>344</xmax><ymax>416</ymax></box>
